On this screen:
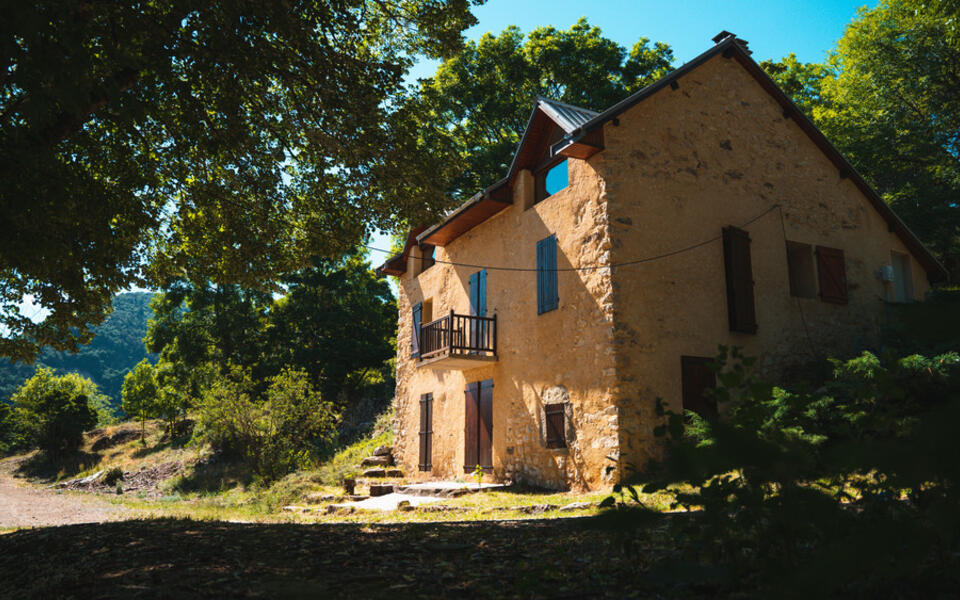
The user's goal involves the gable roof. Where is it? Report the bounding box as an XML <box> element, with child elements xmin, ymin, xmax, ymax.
<box><xmin>382</xmin><ymin>32</ymin><xmax>948</xmax><ymax>283</ymax></box>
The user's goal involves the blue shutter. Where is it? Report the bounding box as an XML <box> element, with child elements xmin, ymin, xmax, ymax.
<box><xmin>477</xmin><ymin>269</ymin><xmax>487</xmax><ymax>317</ymax></box>
<box><xmin>469</xmin><ymin>272</ymin><xmax>479</xmax><ymax>316</ymax></box>
<box><xmin>411</xmin><ymin>302</ymin><xmax>422</xmax><ymax>357</ymax></box>
<box><xmin>537</xmin><ymin>235</ymin><xmax>558</xmax><ymax>314</ymax></box>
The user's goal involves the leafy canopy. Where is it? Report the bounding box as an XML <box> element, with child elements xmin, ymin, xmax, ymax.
<box><xmin>0</xmin><ymin>0</ymin><xmax>480</xmax><ymax>361</ymax></box>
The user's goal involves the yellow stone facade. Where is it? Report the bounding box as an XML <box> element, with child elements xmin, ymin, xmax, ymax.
<box><xmin>387</xmin><ymin>51</ymin><xmax>936</xmax><ymax>491</ymax></box>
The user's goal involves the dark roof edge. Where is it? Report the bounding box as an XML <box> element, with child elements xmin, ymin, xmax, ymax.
<box><xmin>414</xmin><ymin>177</ymin><xmax>510</xmax><ymax>245</ymax></box>
<box><xmin>572</xmin><ymin>36</ymin><xmax>737</xmax><ymax>137</ymax></box>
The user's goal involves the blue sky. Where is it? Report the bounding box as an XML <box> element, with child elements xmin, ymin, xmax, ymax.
<box><xmin>409</xmin><ymin>0</ymin><xmax>872</xmax><ymax>82</ymax></box>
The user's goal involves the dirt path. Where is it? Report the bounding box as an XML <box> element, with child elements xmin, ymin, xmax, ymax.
<box><xmin>0</xmin><ymin>458</ymin><xmax>128</xmax><ymax>529</ymax></box>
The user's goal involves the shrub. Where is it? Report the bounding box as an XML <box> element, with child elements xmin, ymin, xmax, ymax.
<box><xmin>103</xmin><ymin>466</ymin><xmax>124</xmax><ymax>486</ymax></box>
<box><xmin>197</xmin><ymin>365</ymin><xmax>339</xmax><ymax>481</ymax></box>
<box><xmin>610</xmin><ymin>346</ymin><xmax>960</xmax><ymax>597</ymax></box>
<box><xmin>11</xmin><ymin>368</ymin><xmax>101</xmax><ymax>457</ymax></box>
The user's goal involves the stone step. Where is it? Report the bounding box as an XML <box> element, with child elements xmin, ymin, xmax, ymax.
<box><xmin>372</xmin><ymin>445</ymin><xmax>393</xmax><ymax>457</ymax></box>
<box><xmin>361</xmin><ymin>467</ymin><xmax>404</xmax><ymax>478</ymax></box>
<box><xmin>360</xmin><ymin>455</ymin><xmax>392</xmax><ymax>467</ymax></box>
<box><xmin>368</xmin><ymin>483</ymin><xmax>395</xmax><ymax>497</ymax></box>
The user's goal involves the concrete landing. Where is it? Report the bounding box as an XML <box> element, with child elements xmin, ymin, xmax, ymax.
<box><xmin>398</xmin><ymin>481</ymin><xmax>505</xmax><ymax>497</ymax></box>
<box><xmin>329</xmin><ymin>493</ymin><xmax>442</xmax><ymax>512</ymax></box>
<box><xmin>329</xmin><ymin>481</ymin><xmax>506</xmax><ymax>511</ymax></box>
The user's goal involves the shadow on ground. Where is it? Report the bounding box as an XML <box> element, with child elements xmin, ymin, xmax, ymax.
<box><xmin>13</xmin><ymin>450</ymin><xmax>102</xmax><ymax>483</ymax></box>
<box><xmin>0</xmin><ymin>516</ymin><xmax>680</xmax><ymax>599</ymax></box>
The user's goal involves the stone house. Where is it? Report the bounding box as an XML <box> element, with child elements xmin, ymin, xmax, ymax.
<box><xmin>377</xmin><ymin>32</ymin><xmax>947</xmax><ymax>491</ymax></box>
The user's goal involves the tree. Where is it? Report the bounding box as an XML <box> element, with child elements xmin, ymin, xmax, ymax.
<box><xmin>758</xmin><ymin>54</ymin><xmax>831</xmax><ymax>119</ymax></box>
<box><xmin>144</xmin><ymin>252</ymin><xmax>396</xmax><ymax>406</ymax></box>
<box><xmin>0</xmin><ymin>1</ymin><xmax>480</xmax><ymax>362</ymax></box>
<box><xmin>121</xmin><ymin>360</ymin><xmax>159</xmax><ymax>443</ymax></box>
<box><xmin>266</xmin><ymin>254</ymin><xmax>397</xmax><ymax>402</ymax></box>
<box><xmin>10</xmin><ymin>368</ymin><xmax>104</xmax><ymax>457</ymax></box>
<box><xmin>0</xmin><ymin>401</ymin><xmax>16</xmax><ymax>455</ymax></box>
<box><xmin>398</xmin><ymin>18</ymin><xmax>674</xmax><ymax>201</ymax></box>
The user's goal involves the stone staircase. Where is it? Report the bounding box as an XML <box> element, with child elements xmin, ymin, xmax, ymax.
<box><xmin>356</xmin><ymin>445</ymin><xmax>403</xmax><ymax>497</ymax></box>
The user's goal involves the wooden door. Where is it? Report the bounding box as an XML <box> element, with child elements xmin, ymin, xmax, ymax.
<box><xmin>681</xmin><ymin>356</ymin><xmax>718</xmax><ymax>420</ymax></box>
<box><xmin>464</xmin><ymin>379</ymin><xmax>493</xmax><ymax>471</ymax></box>
<box><xmin>478</xmin><ymin>380</ymin><xmax>493</xmax><ymax>468</ymax></box>
<box><xmin>418</xmin><ymin>393</ymin><xmax>433</xmax><ymax>471</ymax></box>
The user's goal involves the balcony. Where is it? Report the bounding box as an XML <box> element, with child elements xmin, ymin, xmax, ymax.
<box><xmin>418</xmin><ymin>311</ymin><xmax>497</xmax><ymax>370</ymax></box>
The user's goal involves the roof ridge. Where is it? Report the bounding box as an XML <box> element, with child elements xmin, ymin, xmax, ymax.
<box><xmin>536</xmin><ymin>96</ymin><xmax>599</xmax><ymax>116</ymax></box>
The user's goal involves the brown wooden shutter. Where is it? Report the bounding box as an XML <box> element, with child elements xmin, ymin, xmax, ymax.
<box><xmin>419</xmin><ymin>393</ymin><xmax>433</xmax><ymax>471</ymax></box>
<box><xmin>681</xmin><ymin>356</ymin><xmax>718</xmax><ymax>420</ymax></box>
<box><xmin>722</xmin><ymin>226</ymin><xmax>758</xmax><ymax>334</ymax></box>
<box><xmin>478</xmin><ymin>380</ymin><xmax>493</xmax><ymax>468</ymax></box>
<box><xmin>464</xmin><ymin>383</ymin><xmax>479</xmax><ymax>470</ymax></box>
<box><xmin>816</xmin><ymin>246</ymin><xmax>848</xmax><ymax>304</ymax></box>
<box><xmin>544</xmin><ymin>404</ymin><xmax>566</xmax><ymax>448</ymax></box>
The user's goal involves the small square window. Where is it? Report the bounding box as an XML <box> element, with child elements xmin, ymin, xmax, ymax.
<box><xmin>414</xmin><ymin>244</ymin><xmax>435</xmax><ymax>276</ymax></box>
<box><xmin>786</xmin><ymin>241</ymin><xmax>816</xmax><ymax>298</ymax></box>
<box><xmin>535</xmin><ymin>159</ymin><xmax>568</xmax><ymax>204</ymax></box>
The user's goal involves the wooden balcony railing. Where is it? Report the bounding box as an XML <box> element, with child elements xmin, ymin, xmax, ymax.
<box><xmin>420</xmin><ymin>310</ymin><xmax>497</xmax><ymax>361</ymax></box>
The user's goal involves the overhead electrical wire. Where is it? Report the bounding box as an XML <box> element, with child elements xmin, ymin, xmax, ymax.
<box><xmin>361</xmin><ymin>203</ymin><xmax>782</xmax><ymax>273</ymax></box>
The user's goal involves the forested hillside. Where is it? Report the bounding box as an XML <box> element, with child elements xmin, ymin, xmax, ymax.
<box><xmin>0</xmin><ymin>292</ymin><xmax>155</xmax><ymax>406</ymax></box>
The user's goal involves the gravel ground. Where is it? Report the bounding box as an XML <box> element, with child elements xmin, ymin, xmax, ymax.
<box><xmin>0</xmin><ymin>458</ymin><xmax>128</xmax><ymax>529</ymax></box>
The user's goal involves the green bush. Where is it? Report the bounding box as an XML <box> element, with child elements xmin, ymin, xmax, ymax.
<box><xmin>197</xmin><ymin>365</ymin><xmax>339</xmax><ymax>481</ymax></box>
<box><xmin>11</xmin><ymin>368</ymin><xmax>102</xmax><ymax>457</ymax></box>
<box><xmin>610</xmin><ymin>346</ymin><xmax>960</xmax><ymax>597</ymax></box>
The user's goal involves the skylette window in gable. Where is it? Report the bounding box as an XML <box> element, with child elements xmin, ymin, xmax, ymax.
<box><xmin>535</xmin><ymin>159</ymin><xmax>569</xmax><ymax>204</ymax></box>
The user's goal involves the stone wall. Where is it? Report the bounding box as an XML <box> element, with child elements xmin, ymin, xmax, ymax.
<box><xmin>599</xmin><ymin>53</ymin><xmax>932</xmax><ymax>475</ymax></box>
<box><xmin>393</xmin><ymin>155</ymin><xmax>618</xmax><ymax>491</ymax></box>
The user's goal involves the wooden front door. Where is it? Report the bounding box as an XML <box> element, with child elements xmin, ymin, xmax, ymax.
<box><xmin>681</xmin><ymin>356</ymin><xmax>718</xmax><ymax>420</ymax></box>
<box><xmin>464</xmin><ymin>379</ymin><xmax>493</xmax><ymax>471</ymax></box>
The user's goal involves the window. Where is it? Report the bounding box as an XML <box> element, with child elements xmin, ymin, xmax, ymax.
<box><xmin>535</xmin><ymin>159</ymin><xmax>568</xmax><ymax>204</ymax></box>
<box><xmin>544</xmin><ymin>403</ymin><xmax>567</xmax><ymax>449</ymax></box>
<box><xmin>681</xmin><ymin>356</ymin><xmax>718</xmax><ymax>420</ymax></box>
<box><xmin>418</xmin><ymin>244</ymin><xmax>435</xmax><ymax>274</ymax></box>
<box><xmin>411</xmin><ymin>302</ymin><xmax>422</xmax><ymax>357</ymax></box>
<box><xmin>815</xmin><ymin>246</ymin><xmax>848</xmax><ymax>304</ymax></box>
<box><xmin>891</xmin><ymin>251</ymin><xmax>913</xmax><ymax>303</ymax></box>
<box><xmin>786</xmin><ymin>241</ymin><xmax>816</xmax><ymax>298</ymax></box>
<box><xmin>419</xmin><ymin>393</ymin><xmax>433</xmax><ymax>471</ymax></box>
<box><xmin>536</xmin><ymin>235</ymin><xmax>559</xmax><ymax>314</ymax></box>
<box><xmin>422</xmin><ymin>298</ymin><xmax>433</xmax><ymax>324</ymax></box>
<box><xmin>722</xmin><ymin>226</ymin><xmax>757</xmax><ymax>333</ymax></box>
